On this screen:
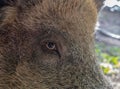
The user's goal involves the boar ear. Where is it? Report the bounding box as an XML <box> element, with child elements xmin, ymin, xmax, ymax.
<box><xmin>0</xmin><ymin>0</ymin><xmax>8</xmax><ymax>8</ymax></box>
<box><xmin>0</xmin><ymin>0</ymin><xmax>16</xmax><ymax>8</ymax></box>
<box><xmin>0</xmin><ymin>0</ymin><xmax>17</xmax><ymax>25</ymax></box>
<box><xmin>94</xmin><ymin>0</ymin><xmax>105</xmax><ymax>11</ymax></box>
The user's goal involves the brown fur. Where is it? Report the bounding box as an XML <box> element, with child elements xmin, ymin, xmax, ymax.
<box><xmin>94</xmin><ymin>0</ymin><xmax>105</xmax><ymax>10</ymax></box>
<box><xmin>0</xmin><ymin>0</ymin><xmax>112</xmax><ymax>89</ymax></box>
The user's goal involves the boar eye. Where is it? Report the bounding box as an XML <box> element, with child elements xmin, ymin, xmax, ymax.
<box><xmin>41</xmin><ymin>41</ymin><xmax>57</xmax><ymax>52</ymax></box>
<box><xmin>46</xmin><ymin>42</ymin><xmax>56</xmax><ymax>50</ymax></box>
<box><xmin>41</xmin><ymin>41</ymin><xmax>61</xmax><ymax>57</ymax></box>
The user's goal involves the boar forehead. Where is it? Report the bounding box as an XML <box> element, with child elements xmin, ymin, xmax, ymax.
<box><xmin>19</xmin><ymin>0</ymin><xmax>97</xmax><ymax>35</ymax></box>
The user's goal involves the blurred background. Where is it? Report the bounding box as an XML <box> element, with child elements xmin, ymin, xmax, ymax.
<box><xmin>95</xmin><ymin>0</ymin><xmax>120</xmax><ymax>88</ymax></box>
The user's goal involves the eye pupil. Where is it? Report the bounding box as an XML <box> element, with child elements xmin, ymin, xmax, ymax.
<box><xmin>46</xmin><ymin>42</ymin><xmax>56</xmax><ymax>50</ymax></box>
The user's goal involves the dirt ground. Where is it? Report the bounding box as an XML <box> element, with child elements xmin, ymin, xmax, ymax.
<box><xmin>95</xmin><ymin>6</ymin><xmax>120</xmax><ymax>89</ymax></box>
